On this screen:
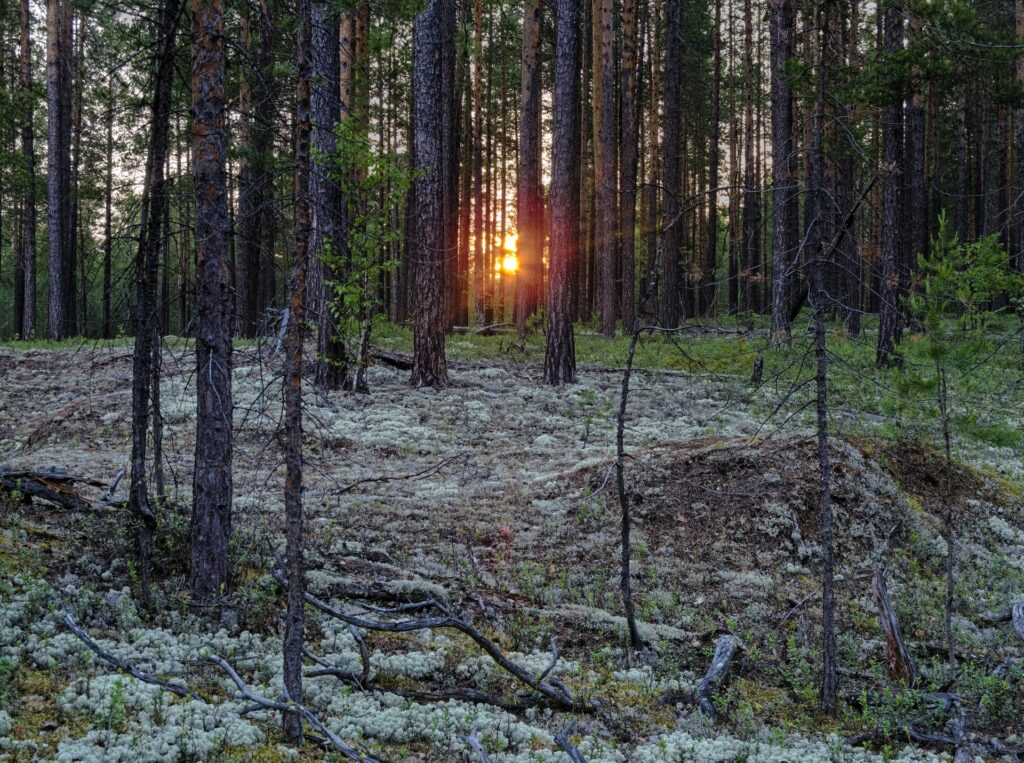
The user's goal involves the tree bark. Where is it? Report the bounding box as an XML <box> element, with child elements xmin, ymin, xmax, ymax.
<box><xmin>769</xmin><ymin>0</ymin><xmax>797</xmax><ymax>341</ymax></box>
<box><xmin>282</xmin><ymin>0</ymin><xmax>313</xmax><ymax>743</ymax></box>
<box><xmin>544</xmin><ymin>0</ymin><xmax>581</xmax><ymax>386</ymax></box>
<box><xmin>45</xmin><ymin>0</ymin><xmax>69</xmax><ymax>339</ymax></box>
<box><xmin>877</xmin><ymin>3</ymin><xmax>904</xmax><ymax>368</ymax></box>
<box><xmin>515</xmin><ymin>0</ymin><xmax>543</xmax><ymax>336</ymax></box>
<box><xmin>741</xmin><ymin>0</ymin><xmax>761</xmax><ymax>313</ymax></box>
<box><xmin>19</xmin><ymin>0</ymin><xmax>36</xmax><ymax>339</ymax></box>
<box><xmin>659</xmin><ymin>0</ymin><xmax>684</xmax><ymax>327</ymax></box>
<box><xmin>102</xmin><ymin>80</ymin><xmax>113</xmax><ymax>339</ymax></box>
<box><xmin>593</xmin><ymin>0</ymin><xmax>617</xmax><ymax>336</ymax></box>
<box><xmin>620</xmin><ymin>0</ymin><xmax>640</xmax><ymax>327</ymax></box>
<box><xmin>410</xmin><ymin>0</ymin><xmax>452</xmax><ymax>387</ymax></box>
<box><xmin>190</xmin><ymin>0</ymin><xmax>234</xmax><ymax>608</ymax></box>
<box><xmin>701</xmin><ymin>0</ymin><xmax>722</xmax><ymax>318</ymax></box>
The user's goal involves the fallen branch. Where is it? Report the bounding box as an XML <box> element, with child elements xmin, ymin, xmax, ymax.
<box><xmin>872</xmin><ymin>569</ymin><xmax>917</xmax><ymax>687</ymax></box>
<box><xmin>370</xmin><ymin>348</ymin><xmax>413</xmax><ymax>370</ymax></box>
<box><xmin>207</xmin><ymin>655</ymin><xmax>377</xmax><ymax>762</ymax></box>
<box><xmin>466</xmin><ymin>727</ymin><xmax>492</xmax><ymax>762</ymax></box>
<box><xmin>272</xmin><ymin>569</ymin><xmax>596</xmax><ymax>711</ymax></box>
<box><xmin>335</xmin><ymin>454</ymin><xmax>463</xmax><ymax>496</ymax></box>
<box><xmin>62</xmin><ymin>613</ymin><xmax>199</xmax><ymax>699</ymax></box>
<box><xmin>554</xmin><ymin>721</ymin><xmax>589</xmax><ymax>763</ymax></box>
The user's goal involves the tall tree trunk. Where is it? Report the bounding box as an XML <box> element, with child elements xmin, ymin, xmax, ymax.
<box><xmin>190</xmin><ymin>0</ymin><xmax>234</xmax><ymax>608</ymax></box>
<box><xmin>876</xmin><ymin>3</ymin><xmax>904</xmax><ymax>367</ymax></box>
<box><xmin>593</xmin><ymin>0</ymin><xmax>617</xmax><ymax>335</ymax></box>
<box><xmin>129</xmin><ymin>0</ymin><xmax>182</xmax><ymax>610</ymax></box>
<box><xmin>620</xmin><ymin>0</ymin><xmax>640</xmax><ymax>327</ymax></box>
<box><xmin>701</xmin><ymin>0</ymin><xmax>722</xmax><ymax>318</ymax></box>
<box><xmin>410</xmin><ymin>0</ymin><xmax>452</xmax><ymax>387</ymax></box>
<box><xmin>235</xmin><ymin>1</ymin><xmax>273</xmax><ymax>337</ymax></box>
<box><xmin>472</xmin><ymin>0</ymin><xmax>485</xmax><ymax>324</ymax></box>
<box><xmin>309</xmin><ymin>1</ymin><xmax>347</xmax><ymax>391</ymax></box>
<box><xmin>659</xmin><ymin>0</ymin><xmax>684</xmax><ymax>326</ymax></box>
<box><xmin>644</xmin><ymin>0</ymin><xmax>660</xmax><ymax>311</ymax></box>
<box><xmin>19</xmin><ymin>0</ymin><xmax>36</xmax><ymax>339</ymax></box>
<box><xmin>515</xmin><ymin>0</ymin><xmax>543</xmax><ymax>336</ymax></box>
<box><xmin>46</xmin><ymin>0</ymin><xmax>68</xmax><ymax>339</ymax></box>
<box><xmin>545</xmin><ymin>0</ymin><xmax>581</xmax><ymax>385</ymax></box>
<box><xmin>69</xmin><ymin>19</ymin><xmax>84</xmax><ymax>334</ymax></box>
<box><xmin>741</xmin><ymin>0</ymin><xmax>761</xmax><ymax>313</ymax></box>
<box><xmin>102</xmin><ymin>80</ymin><xmax>113</xmax><ymax>339</ymax></box>
<box><xmin>1015</xmin><ymin>0</ymin><xmax>1024</xmax><ymax>274</ymax></box>
<box><xmin>282</xmin><ymin>0</ymin><xmax>312</xmax><ymax>741</ymax></box>
<box><xmin>769</xmin><ymin>0</ymin><xmax>797</xmax><ymax>341</ymax></box>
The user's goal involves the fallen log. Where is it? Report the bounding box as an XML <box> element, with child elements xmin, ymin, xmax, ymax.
<box><xmin>0</xmin><ymin>468</ymin><xmax>108</xmax><ymax>512</ymax></box>
<box><xmin>370</xmin><ymin>348</ymin><xmax>413</xmax><ymax>370</ymax></box>
<box><xmin>661</xmin><ymin>634</ymin><xmax>743</xmax><ymax>721</ymax></box>
<box><xmin>872</xmin><ymin>569</ymin><xmax>917</xmax><ymax>687</ymax></box>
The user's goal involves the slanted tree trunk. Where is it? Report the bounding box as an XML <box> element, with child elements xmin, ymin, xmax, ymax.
<box><xmin>769</xmin><ymin>0</ymin><xmax>797</xmax><ymax>341</ymax></box>
<box><xmin>620</xmin><ymin>0</ymin><xmax>640</xmax><ymax>327</ymax></box>
<box><xmin>515</xmin><ymin>0</ymin><xmax>543</xmax><ymax>337</ymax></box>
<box><xmin>190</xmin><ymin>0</ymin><xmax>234</xmax><ymax>608</ymax></box>
<box><xmin>594</xmin><ymin>0</ymin><xmax>617</xmax><ymax>336</ymax></box>
<box><xmin>410</xmin><ymin>0</ymin><xmax>452</xmax><ymax>388</ymax></box>
<box><xmin>282</xmin><ymin>0</ymin><xmax>312</xmax><ymax>743</ymax></box>
<box><xmin>659</xmin><ymin>0</ymin><xmax>683</xmax><ymax>327</ymax></box>
<box><xmin>544</xmin><ymin>0</ymin><xmax>581</xmax><ymax>385</ymax></box>
<box><xmin>19</xmin><ymin>0</ymin><xmax>36</xmax><ymax>339</ymax></box>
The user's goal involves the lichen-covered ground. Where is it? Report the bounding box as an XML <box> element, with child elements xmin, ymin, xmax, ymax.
<box><xmin>1</xmin><ymin>338</ymin><xmax>1022</xmax><ymax>761</ymax></box>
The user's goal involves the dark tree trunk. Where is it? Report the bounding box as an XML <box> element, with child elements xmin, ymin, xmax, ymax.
<box><xmin>701</xmin><ymin>0</ymin><xmax>722</xmax><ymax>318</ymax></box>
<box><xmin>769</xmin><ymin>0</ymin><xmax>797</xmax><ymax>341</ymax></box>
<box><xmin>309</xmin><ymin>1</ymin><xmax>348</xmax><ymax>391</ymax></box>
<box><xmin>69</xmin><ymin>19</ymin><xmax>84</xmax><ymax>335</ymax></box>
<box><xmin>282</xmin><ymin>0</ymin><xmax>312</xmax><ymax>740</ymax></box>
<box><xmin>1015</xmin><ymin>0</ymin><xmax>1024</xmax><ymax>274</ymax></box>
<box><xmin>46</xmin><ymin>0</ymin><xmax>69</xmax><ymax>339</ymax></box>
<box><xmin>235</xmin><ymin>0</ymin><xmax>273</xmax><ymax>337</ymax></box>
<box><xmin>102</xmin><ymin>81</ymin><xmax>113</xmax><ymax>338</ymax></box>
<box><xmin>410</xmin><ymin>0</ymin><xmax>452</xmax><ymax>388</ymax></box>
<box><xmin>544</xmin><ymin>0</ymin><xmax>581</xmax><ymax>385</ymax></box>
<box><xmin>876</xmin><ymin>4</ymin><xmax>904</xmax><ymax>367</ymax></box>
<box><xmin>189</xmin><ymin>0</ymin><xmax>234</xmax><ymax>608</ymax></box>
<box><xmin>129</xmin><ymin>0</ymin><xmax>182</xmax><ymax>610</ymax></box>
<box><xmin>594</xmin><ymin>0</ymin><xmax>617</xmax><ymax>336</ymax></box>
<box><xmin>741</xmin><ymin>0</ymin><xmax>761</xmax><ymax>313</ymax></box>
<box><xmin>19</xmin><ymin>0</ymin><xmax>36</xmax><ymax>339</ymax></box>
<box><xmin>515</xmin><ymin>0</ymin><xmax>543</xmax><ymax>336</ymax></box>
<box><xmin>659</xmin><ymin>0</ymin><xmax>683</xmax><ymax>327</ymax></box>
<box><xmin>472</xmin><ymin>0</ymin><xmax>485</xmax><ymax>324</ymax></box>
<box><xmin>619</xmin><ymin>0</ymin><xmax>640</xmax><ymax>328</ymax></box>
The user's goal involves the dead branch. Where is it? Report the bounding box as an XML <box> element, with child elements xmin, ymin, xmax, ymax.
<box><xmin>370</xmin><ymin>348</ymin><xmax>413</xmax><ymax>370</ymax></box>
<box><xmin>62</xmin><ymin>613</ymin><xmax>200</xmax><ymax>700</ymax></box>
<box><xmin>554</xmin><ymin>722</ymin><xmax>590</xmax><ymax>763</ymax></box>
<box><xmin>466</xmin><ymin>727</ymin><xmax>492</xmax><ymax>762</ymax></box>
<box><xmin>272</xmin><ymin>569</ymin><xmax>597</xmax><ymax>711</ymax></box>
<box><xmin>872</xmin><ymin>569</ymin><xmax>917</xmax><ymax>687</ymax></box>
<box><xmin>206</xmin><ymin>655</ymin><xmax>377</xmax><ymax>762</ymax></box>
<box><xmin>335</xmin><ymin>454</ymin><xmax>463</xmax><ymax>495</ymax></box>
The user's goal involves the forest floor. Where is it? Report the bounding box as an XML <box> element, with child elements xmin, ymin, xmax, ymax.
<box><xmin>1</xmin><ymin>323</ymin><xmax>1023</xmax><ymax>761</ymax></box>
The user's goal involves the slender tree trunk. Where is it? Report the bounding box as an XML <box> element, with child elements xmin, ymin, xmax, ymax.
<box><xmin>701</xmin><ymin>0</ymin><xmax>722</xmax><ymax>318</ymax></box>
<box><xmin>515</xmin><ymin>0</ymin><xmax>543</xmax><ymax>336</ymax></box>
<box><xmin>102</xmin><ymin>82</ymin><xmax>113</xmax><ymax>339</ymax></box>
<box><xmin>769</xmin><ymin>0</ymin><xmax>797</xmax><ymax>341</ymax></box>
<box><xmin>593</xmin><ymin>0</ymin><xmax>617</xmax><ymax>335</ymax></box>
<box><xmin>69</xmin><ymin>19</ymin><xmax>84</xmax><ymax>334</ymax></box>
<box><xmin>741</xmin><ymin>0</ymin><xmax>761</xmax><ymax>313</ymax></box>
<box><xmin>619</xmin><ymin>0</ymin><xmax>640</xmax><ymax>328</ymax></box>
<box><xmin>19</xmin><ymin>0</ymin><xmax>36</xmax><ymax>339</ymax></box>
<box><xmin>659</xmin><ymin>0</ymin><xmax>683</xmax><ymax>326</ymax></box>
<box><xmin>644</xmin><ymin>0</ymin><xmax>660</xmax><ymax>311</ymax></box>
<box><xmin>282</xmin><ymin>0</ymin><xmax>312</xmax><ymax>741</ymax></box>
<box><xmin>472</xmin><ymin>0</ymin><xmax>485</xmax><ymax>324</ymax></box>
<box><xmin>877</xmin><ymin>3</ymin><xmax>904</xmax><ymax>367</ymax></box>
<box><xmin>1015</xmin><ymin>0</ymin><xmax>1024</xmax><ymax>275</ymax></box>
<box><xmin>190</xmin><ymin>0</ymin><xmax>234</xmax><ymax>608</ymax></box>
<box><xmin>46</xmin><ymin>0</ymin><xmax>67</xmax><ymax>339</ymax></box>
<box><xmin>411</xmin><ymin>0</ymin><xmax>452</xmax><ymax>387</ymax></box>
<box><xmin>129</xmin><ymin>0</ymin><xmax>182</xmax><ymax>610</ymax></box>
<box><xmin>544</xmin><ymin>0</ymin><xmax>581</xmax><ymax>385</ymax></box>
